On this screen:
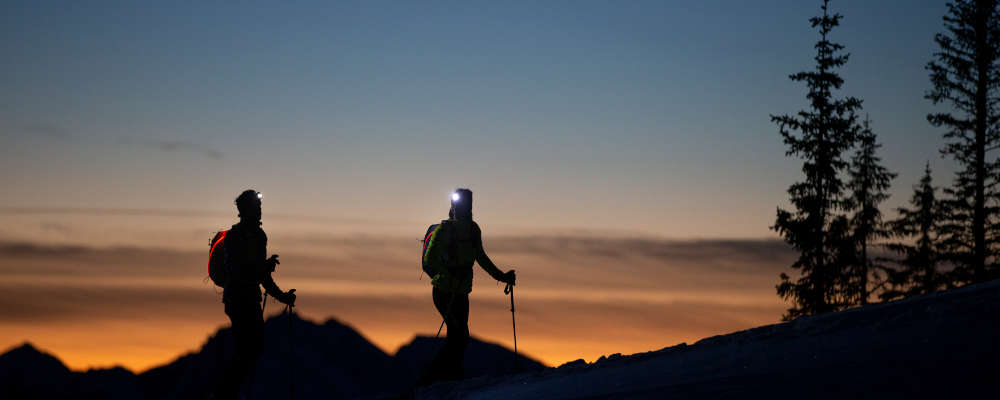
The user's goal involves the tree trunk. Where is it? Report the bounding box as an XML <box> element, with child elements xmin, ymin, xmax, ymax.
<box><xmin>860</xmin><ymin>240</ymin><xmax>868</xmax><ymax>305</ymax></box>
<box><xmin>973</xmin><ymin>0</ymin><xmax>990</xmax><ymax>283</ymax></box>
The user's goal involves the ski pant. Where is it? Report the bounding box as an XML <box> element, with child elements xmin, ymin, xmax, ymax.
<box><xmin>427</xmin><ymin>287</ymin><xmax>470</xmax><ymax>382</ymax></box>
<box><xmin>215</xmin><ymin>301</ymin><xmax>264</xmax><ymax>400</ymax></box>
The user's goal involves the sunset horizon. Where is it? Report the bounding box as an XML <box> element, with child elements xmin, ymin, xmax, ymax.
<box><xmin>5</xmin><ymin>0</ymin><xmax>994</xmax><ymax>398</ymax></box>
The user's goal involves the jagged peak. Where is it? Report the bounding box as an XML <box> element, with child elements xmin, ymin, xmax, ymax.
<box><xmin>5</xmin><ymin>341</ymin><xmax>40</xmax><ymax>353</ymax></box>
<box><xmin>1</xmin><ymin>341</ymin><xmax>54</xmax><ymax>359</ymax></box>
<box><xmin>0</xmin><ymin>341</ymin><xmax>71</xmax><ymax>374</ymax></box>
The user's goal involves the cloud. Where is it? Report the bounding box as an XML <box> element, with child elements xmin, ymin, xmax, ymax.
<box><xmin>485</xmin><ymin>236</ymin><xmax>796</xmax><ymax>270</ymax></box>
<box><xmin>0</xmin><ymin>207</ymin><xmax>225</xmax><ymax>218</ymax></box>
<box><xmin>0</xmin><ymin>206</ymin><xmax>369</xmax><ymax>224</ymax></box>
<box><xmin>0</xmin><ymin>284</ymin><xmax>216</xmax><ymax>323</ymax></box>
<box><xmin>0</xmin><ymin>235</ymin><xmax>799</xmax><ymax>283</ymax></box>
<box><xmin>9</xmin><ymin>123</ymin><xmax>223</xmax><ymax>160</ymax></box>
<box><xmin>19</xmin><ymin>122</ymin><xmax>72</xmax><ymax>138</ymax></box>
<box><xmin>153</xmin><ymin>140</ymin><xmax>224</xmax><ymax>160</ymax></box>
<box><xmin>39</xmin><ymin>222</ymin><xmax>74</xmax><ymax>235</ymax></box>
<box><xmin>116</xmin><ymin>137</ymin><xmax>224</xmax><ymax>160</ymax></box>
<box><xmin>0</xmin><ymin>241</ymin><xmax>91</xmax><ymax>258</ymax></box>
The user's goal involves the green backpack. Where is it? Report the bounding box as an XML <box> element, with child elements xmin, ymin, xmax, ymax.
<box><xmin>422</xmin><ymin>221</ymin><xmax>455</xmax><ymax>279</ymax></box>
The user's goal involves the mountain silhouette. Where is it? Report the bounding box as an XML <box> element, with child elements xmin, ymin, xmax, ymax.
<box><xmin>0</xmin><ymin>342</ymin><xmax>140</xmax><ymax>400</ymax></box>
<box><xmin>394</xmin><ymin>335</ymin><xmax>546</xmax><ymax>389</ymax></box>
<box><xmin>1</xmin><ymin>313</ymin><xmax>541</xmax><ymax>400</ymax></box>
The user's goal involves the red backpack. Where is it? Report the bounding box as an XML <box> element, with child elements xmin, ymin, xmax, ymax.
<box><xmin>208</xmin><ymin>230</ymin><xmax>229</xmax><ymax>287</ymax></box>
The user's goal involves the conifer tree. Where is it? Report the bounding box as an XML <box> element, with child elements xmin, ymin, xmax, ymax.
<box><xmin>772</xmin><ymin>0</ymin><xmax>862</xmax><ymax>320</ymax></box>
<box><xmin>882</xmin><ymin>164</ymin><xmax>946</xmax><ymax>301</ymax></box>
<box><xmin>844</xmin><ymin>117</ymin><xmax>896</xmax><ymax>305</ymax></box>
<box><xmin>927</xmin><ymin>0</ymin><xmax>1000</xmax><ymax>284</ymax></box>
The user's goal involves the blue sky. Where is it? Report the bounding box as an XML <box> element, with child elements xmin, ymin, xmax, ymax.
<box><xmin>2</xmin><ymin>0</ymin><xmax>952</xmax><ymax>238</ymax></box>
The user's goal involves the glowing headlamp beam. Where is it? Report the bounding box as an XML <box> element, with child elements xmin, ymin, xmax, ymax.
<box><xmin>451</xmin><ymin>192</ymin><xmax>460</xmax><ymax>202</ymax></box>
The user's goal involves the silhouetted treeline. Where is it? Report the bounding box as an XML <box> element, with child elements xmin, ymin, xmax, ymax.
<box><xmin>845</xmin><ymin>116</ymin><xmax>896</xmax><ymax>306</ymax></box>
<box><xmin>880</xmin><ymin>164</ymin><xmax>947</xmax><ymax>301</ymax></box>
<box><xmin>771</xmin><ymin>0</ymin><xmax>867</xmax><ymax>320</ymax></box>
<box><xmin>773</xmin><ymin>0</ymin><xmax>1000</xmax><ymax>319</ymax></box>
<box><xmin>926</xmin><ymin>0</ymin><xmax>1000</xmax><ymax>284</ymax></box>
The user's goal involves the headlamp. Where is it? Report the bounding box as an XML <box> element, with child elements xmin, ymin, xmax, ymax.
<box><xmin>257</xmin><ymin>192</ymin><xmax>263</xmax><ymax>200</ymax></box>
<box><xmin>451</xmin><ymin>192</ymin><xmax>460</xmax><ymax>202</ymax></box>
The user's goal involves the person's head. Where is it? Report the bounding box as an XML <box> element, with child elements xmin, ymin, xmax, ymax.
<box><xmin>450</xmin><ymin>188</ymin><xmax>473</xmax><ymax>220</ymax></box>
<box><xmin>235</xmin><ymin>189</ymin><xmax>262</xmax><ymax>223</ymax></box>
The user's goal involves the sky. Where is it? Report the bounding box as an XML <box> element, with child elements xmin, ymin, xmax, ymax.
<box><xmin>1</xmin><ymin>0</ymin><xmax>958</xmax><ymax>372</ymax></box>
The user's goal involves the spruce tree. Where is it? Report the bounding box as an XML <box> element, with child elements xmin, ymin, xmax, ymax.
<box><xmin>845</xmin><ymin>117</ymin><xmax>896</xmax><ymax>305</ymax></box>
<box><xmin>927</xmin><ymin>0</ymin><xmax>1000</xmax><ymax>284</ymax></box>
<box><xmin>772</xmin><ymin>0</ymin><xmax>862</xmax><ymax>320</ymax></box>
<box><xmin>882</xmin><ymin>164</ymin><xmax>946</xmax><ymax>301</ymax></box>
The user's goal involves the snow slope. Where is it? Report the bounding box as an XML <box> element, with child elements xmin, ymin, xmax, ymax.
<box><xmin>418</xmin><ymin>280</ymin><xmax>1000</xmax><ymax>399</ymax></box>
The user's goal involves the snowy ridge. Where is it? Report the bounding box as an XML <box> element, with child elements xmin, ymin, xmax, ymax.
<box><xmin>417</xmin><ymin>280</ymin><xmax>1000</xmax><ymax>399</ymax></box>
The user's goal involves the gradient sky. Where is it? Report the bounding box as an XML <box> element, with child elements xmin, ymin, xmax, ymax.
<box><xmin>1</xmin><ymin>0</ymin><xmax>959</xmax><ymax>372</ymax></box>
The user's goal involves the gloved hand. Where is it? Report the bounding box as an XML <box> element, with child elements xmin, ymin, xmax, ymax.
<box><xmin>277</xmin><ymin>288</ymin><xmax>296</xmax><ymax>307</ymax></box>
<box><xmin>264</xmin><ymin>254</ymin><xmax>281</xmax><ymax>272</ymax></box>
<box><xmin>265</xmin><ymin>254</ymin><xmax>280</xmax><ymax>271</ymax></box>
<box><xmin>502</xmin><ymin>270</ymin><xmax>516</xmax><ymax>286</ymax></box>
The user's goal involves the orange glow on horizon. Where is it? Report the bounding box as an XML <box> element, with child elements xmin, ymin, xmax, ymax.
<box><xmin>0</xmin><ymin>214</ymin><xmax>793</xmax><ymax>375</ymax></box>
<box><xmin>7</xmin><ymin>306</ymin><xmax>776</xmax><ymax>374</ymax></box>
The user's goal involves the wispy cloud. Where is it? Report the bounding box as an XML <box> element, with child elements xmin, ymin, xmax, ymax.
<box><xmin>39</xmin><ymin>222</ymin><xmax>74</xmax><ymax>235</ymax></box>
<box><xmin>10</xmin><ymin>121</ymin><xmax>224</xmax><ymax>160</ymax></box>
<box><xmin>0</xmin><ymin>207</ymin><xmax>374</xmax><ymax>225</ymax></box>
<box><xmin>119</xmin><ymin>137</ymin><xmax>224</xmax><ymax>160</ymax></box>
<box><xmin>0</xmin><ymin>241</ymin><xmax>92</xmax><ymax>258</ymax></box>
<box><xmin>152</xmin><ymin>140</ymin><xmax>224</xmax><ymax>160</ymax></box>
<box><xmin>486</xmin><ymin>236</ymin><xmax>795</xmax><ymax>269</ymax></box>
<box><xmin>19</xmin><ymin>122</ymin><xmax>72</xmax><ymax>138</ymax></box>
<box><xmin>0</xmin><ymin>207</ymin><xmax>225</xmax><ymax>218</ymax></box>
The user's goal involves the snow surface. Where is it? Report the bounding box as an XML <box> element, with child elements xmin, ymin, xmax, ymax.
<box><xmin>417</xmin><ymin>280</ymin><xmax>1000</xmax><ymax>399</ymax></box>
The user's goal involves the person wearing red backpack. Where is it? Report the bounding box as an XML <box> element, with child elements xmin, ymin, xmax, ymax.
<box><xmin>214</xmin><ymin>189</ymin><xmax>296</xmax><ymax>400</ymax></box>
<box><xmin>418</xmin><ymin>188</ymin><xmax>516</xmax><ymax>385</ymax></box>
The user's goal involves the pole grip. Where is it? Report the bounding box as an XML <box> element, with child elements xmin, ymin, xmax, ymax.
<box><xmin>508</xmin><ymin>285</ymin><xmax>515</xmax><ymax>312</ymax></box>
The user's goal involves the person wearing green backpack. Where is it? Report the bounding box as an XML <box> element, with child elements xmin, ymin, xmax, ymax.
<box><xmin>418</xmin><ymin>188</ymin><xmax>516</xmax><ymax>385</ymax></box>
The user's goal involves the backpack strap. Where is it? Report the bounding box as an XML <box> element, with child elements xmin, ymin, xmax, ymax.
<box><xmin>446</xmin><ymin>221</ymin><xmax>458</xmax><ymax>267</ymax></box>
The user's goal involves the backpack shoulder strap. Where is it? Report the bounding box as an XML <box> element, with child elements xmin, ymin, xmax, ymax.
<box><xmin>444</xmin><ymin>220</ymin><xmax>459</xmax><ymax>264</ymax></box>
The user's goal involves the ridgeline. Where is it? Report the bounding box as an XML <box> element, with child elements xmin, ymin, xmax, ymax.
<box><xmin>417</xmin><ymin>280</ymin><xmax>1000</xmax><ymax>399</ymax></box>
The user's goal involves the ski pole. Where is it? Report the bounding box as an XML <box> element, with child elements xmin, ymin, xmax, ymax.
<box><xmin>435</xmin><ymin>290</ymin><xmax>458</xmax><ymax>339</ymax></box>
<box><xmin>286</xmin><ymin>304</ymin><xmax>295</xmax><ymax>400</ymax></box>
<box><xmin>504</xmin><ymin>281</ymin><xmax>517</xmax><ymax>371</ymax></box>
<box><xmin>435</xmin><ymin>319</ymin><xmax>446</xmax><ymax>338</ymax></box>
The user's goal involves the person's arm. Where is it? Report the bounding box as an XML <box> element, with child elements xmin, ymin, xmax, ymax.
<box><xmin>474</xmin><ymin>222</ymin><xmax>508</xmax><ymax>282</ymax></box>
<box><xmin>264</xmin><ymin>272</ymin><xmax>295</xmax><ymax>306</ymax></box>
<box><xmin>259</xmin><ymin>230</ymin><xmax>295</xmax><ymax>305</ymax></box>
<box><xmin>261</xmin><ymin>272</ymin><xmax>284</xmax><ymax>297</ymax></box>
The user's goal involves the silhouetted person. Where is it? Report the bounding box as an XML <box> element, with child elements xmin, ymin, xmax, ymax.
<box><xmin>214</xmin><ymin>189</ymin><xmax>296</xmax><ymax>400</ymax></box>
<box><xmin>418</xmin><ymin>188</ymin><xmax>516</xmax><ymax>385</ymax></box>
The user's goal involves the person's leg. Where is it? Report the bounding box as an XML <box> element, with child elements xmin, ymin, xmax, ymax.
<box><xmin>443</xmin><ymin>293</ymin><xmax>470</xmax><ymax>380</ymax></box>
<box><xmin>240</xmin><ymin>304</ymin><xmax>265</xmax><ymax>396</ymax></box>
<box><xmin>417</xmin><ymin>288</ymin><xmax>458</xmax><ymax>385</ymax></box>
<box><xmin>216</xmin><ymin>303</ymin><xmax>244</xmax><ymax>399</ymax></box>
<box><xmin>215</xmin><ymin>303</ymin><xmax>260</xmax><ymax>399</ymax></box>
